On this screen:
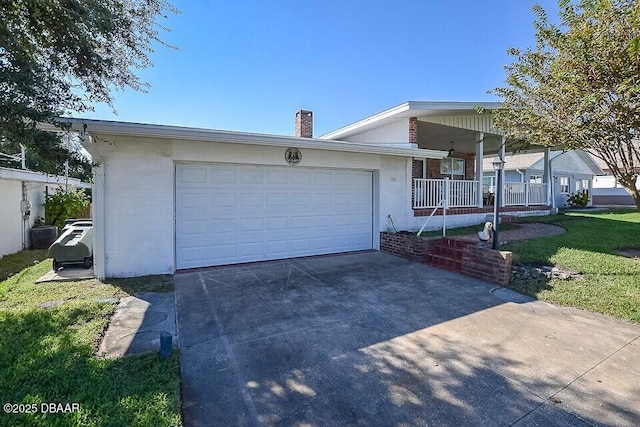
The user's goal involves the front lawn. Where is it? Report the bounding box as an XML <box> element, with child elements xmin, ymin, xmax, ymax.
<box><xmin>504</xmin><ymin>210</ymin><xmax>640</xmax><ymax>324</ymax></box>
<box><xmin>0</xmin><ymin>256</ymin><xmax>181</xmax><ymax>426</ymax></box>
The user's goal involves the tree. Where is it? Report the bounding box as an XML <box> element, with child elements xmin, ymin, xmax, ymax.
<box><xmin>44</xmin><ymin>187</ymin><xmax>90</xmax><ymax>230</ymax></box>
<box><xmin>0</xmin><ymin>0</ymin><xmax>176</xmax><ymax>178</ymax></box>
<box><xmin>490</xmin><ymin>0</ymin><xmax>640</xmax><ymax>208</ymax></box>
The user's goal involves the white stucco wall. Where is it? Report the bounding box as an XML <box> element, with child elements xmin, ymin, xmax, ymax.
<box><xmin>0</xmin><ymin>179</ymin><xmax>69</xmax><ymax>257</ymax></box>
<box><xmin>94</xmin><ymin>138</ymin><xmax>175</xmax><ymax>277</ymax></box>
<box><xmin>341</xmin><ymin>119</ymin><xmax>409</xmax><ymax>144</ymax></box>
<box><xmin>91</xmin><ymin>135</ymin><xmax>414</xmax><ymax>277</ymax></box>
<box><xmin>0</xmin><ymin>180</ymin><xmax>23</xmax><ymax>257</ymax></box>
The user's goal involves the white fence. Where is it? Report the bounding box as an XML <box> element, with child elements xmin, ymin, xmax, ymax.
<box><xmin>414</xmin><ymin>179</ymin><xmax>548</xmax><ymax>208</ymax></box>
<box><xmin>504</xmin><ymin>183</ymin><xmax>548</xmax><ymax>206</ymax></box>
<box><xmin>413</xmin><ymin>178</ymin><xmax>478</xmax><ymax>208</ymax></box>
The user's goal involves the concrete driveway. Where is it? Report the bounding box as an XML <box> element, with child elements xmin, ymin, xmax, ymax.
<box><xmin>174</xmin><ymin>252</ymin><xmax>640</xmax><ymax>426</ymax></box>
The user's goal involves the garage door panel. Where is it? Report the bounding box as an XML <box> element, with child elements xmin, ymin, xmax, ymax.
<box><xmin>177</xmin><ymin>166</ymin><xmax>208</xmax><ymax>185</ymax></box>
<box><xmin>211</xmin><ymin>218</ymin><xmax>237</xmax><ymax>233</ymax></box>
<box><xmin>211</xmin><ymin>166</ymin><xmax>237</xmax><ymax>184</ymax></box>
<box><xmin>176</xmin><ymin>164</ymin><xmax>373</xmax><ymax>269</ymax></box>
<box><xmin>266</xmin><ymin>193</ymin><xmax>289</xmax><ymax>207</ymax></box>
<box><xmin>178</xmin><ymin>219</ymin><xmax>208</xmax><ymax>236</ymax></box>
<box><xmin>238</xmin><ymin>167</ymin><xmax>263</xmax><ymax>184</ymax></box>
<box><xmin>265</xmin><ymin>217</ymin><xmax>288</xmax><ymax>231</ymax></box>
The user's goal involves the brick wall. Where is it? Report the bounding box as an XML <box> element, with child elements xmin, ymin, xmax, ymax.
<box><xmin>295</xmin><ymin>110</ymin><xmax>313</xmax><ymax>138</ymax></box>
<box><xmin>380</xmin><ymin>232</ymin><xmax>434</xmax><ymax>261</ymax></box>
<box><xmin>409</xmin><ymin>117</ymin><xmax>418</xmax><ymax>144</ymax></box>
<box><xmin>461</xmin><ymin>246</ymin><xmax>513</xmax><ymax>286</ymax></box>
<box><xmin>425</xmin><ymin>153</ymin><xmax>476</xmax><ymax>179</ymax></box>
<box><xmin>458</xmin><ymin>152</ymin><xmax>476</xmax><ymax>180</ymax></box>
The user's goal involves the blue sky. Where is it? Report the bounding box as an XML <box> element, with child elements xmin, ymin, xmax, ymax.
<box><xmin>78</xmin><ymin>0</ymin><xmax>560</xmax><ymax>137</ymax></box>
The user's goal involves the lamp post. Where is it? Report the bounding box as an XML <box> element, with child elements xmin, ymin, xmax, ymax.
<box><xmin>491</xmin><ymin>155</ymin><xmax>505</xmax><ymax>250</ymax></box>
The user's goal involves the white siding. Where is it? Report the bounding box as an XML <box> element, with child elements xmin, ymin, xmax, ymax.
<box><xmin>342</xmin><ymin>119</ymin><xmax>410</xmax><ymax>145</ymax></box>
<box><xmin>420</xmin><ymin>115</ymin><xmax>495</xmax><ymax>134</ymax></box>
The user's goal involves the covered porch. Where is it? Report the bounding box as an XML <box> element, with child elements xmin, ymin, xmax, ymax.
<box><xmin>413</xmin><ymin>178</ymin><xmax>549</xmax><ymax>209</ymax></box>
<box><xmin>409</xmin><ymin>109</ymin><xmax>553</xmax><ymax>215</ymax></box>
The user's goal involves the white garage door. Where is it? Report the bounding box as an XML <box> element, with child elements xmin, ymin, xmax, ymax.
<box><xmin>175</xmin><ymin>163</ymin><xmax>373</xmax><ymax>269</ymax></box>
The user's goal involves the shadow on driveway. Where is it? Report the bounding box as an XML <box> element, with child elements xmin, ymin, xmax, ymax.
<box><xmin>175</xmin><ymin>251</ymin><xmax>640</xmax><ymax>426</ymax></box>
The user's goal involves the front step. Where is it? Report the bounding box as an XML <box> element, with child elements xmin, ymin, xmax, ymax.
<box><xmin>423</xmin><ymin>238</ymin><xmax>471</xmax><ymax>272</ymax></box>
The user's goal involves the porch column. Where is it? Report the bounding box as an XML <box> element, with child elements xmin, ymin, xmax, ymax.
<box><xmin>475</xmin><ymin>132</ymin><xmax>484</xmax><ymax>207</ymax></box>
<box><xmin>543</xmin><ymin>147</ymin><xmax>551</xmax><ymax>206</ymax></box>
<box><xmin>499</xmin><ymin>138</ymin><xmax>506</xmax><ymax>207</ymax></box>
<box><xmin>588</xmin><ymin>178</ymin><xmax>594</xmax><ymax>207</ymax></box>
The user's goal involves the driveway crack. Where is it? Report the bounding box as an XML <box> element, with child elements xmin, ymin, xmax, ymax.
<box><xmin>197</xmin><ymin>272</ymin><xmax>263</xmax><ymax>426</ymax></box>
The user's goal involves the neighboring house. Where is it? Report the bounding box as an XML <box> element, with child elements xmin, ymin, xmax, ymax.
<box><xmin>74</xmin><ymin>101</ymin><xmax>559</xmax><ymax>279</ymax></box>
<box><xmin>481</xmin><ymin>150</ymin><xmax>603</xmax><ymax>208</ymax></box>
<box><xmin>0</xmin><ymin>167</ymin><xmax>90</xmax><ymax>257</ymax></box>
<box><xmin>589</xmin><ymin>155</ymin><xmax>640</xmax><ymax>206</ymax></box>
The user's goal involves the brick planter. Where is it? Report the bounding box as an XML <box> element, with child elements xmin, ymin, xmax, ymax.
<box><xmin>461</xmin><ymin>246</ymin><xmax>513</xmax><ymax>286</ymax></box>
<box><xmin>379</xmin><ymin>232</ymin><xmax>434</xmax><ymax>261</ymax></box>
<box><xmin>380</xmin><ymin>232</ymin><xmax>514</xmax><ymax>286</ymax></box>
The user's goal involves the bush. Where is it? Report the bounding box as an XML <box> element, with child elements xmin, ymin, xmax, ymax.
<box><xmin>44</xmin><ymin>187</ymin><xmax>90</xmax><ymax>230</ymax></box>
<box><xmin>566</xmin><ymin>191</ymin><xmax>590</xmax><ymax>208</ymax></box>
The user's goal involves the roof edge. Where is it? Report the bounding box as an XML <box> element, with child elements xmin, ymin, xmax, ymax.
<box><xmin>319</xmin><ymin>100</ymin><xmax>502</xmax><ymax>140</ymax></box>
<box><xmin>66</xmin><ymin>118</ymin><xmax>449</xmax><ymax>159</ymax></box>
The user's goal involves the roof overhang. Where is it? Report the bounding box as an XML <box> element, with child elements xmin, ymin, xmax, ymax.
<box><xmin>63</xmin><ymin>118</ymin><xmax>448</xmax><ymax>159</ymax></box>
<box><xmin>319</xmin><ymin>101</ymin><xmax>503</xmax><ymax>140</ymax></box>
<box><xmin>0</xmin><ymin>166</ymin><xmax>90</xmax><ymax>188</ymax></box>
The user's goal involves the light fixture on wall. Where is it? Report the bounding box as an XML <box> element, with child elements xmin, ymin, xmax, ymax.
<box><xmin>448</xmin><ymin>141</ymin><xmax>455</xmax><ymax>157</ymax></box>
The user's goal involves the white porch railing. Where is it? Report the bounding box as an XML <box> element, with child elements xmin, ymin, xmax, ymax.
<box><xmin>413</xmin><ymin>178</ymin><xmax>478</xmax><ymax>208</ymax></box>
<box><xmin>504</xmin><ymin>183</ymin><xmax>548</xmax><ymax>206</ymax></box>
<box><xmin>413</xmin><ymin>179</ymin><xmax>549</xmax><ymax>209</ymax></box>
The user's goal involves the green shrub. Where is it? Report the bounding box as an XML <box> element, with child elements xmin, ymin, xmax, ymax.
<box><xmin>566</xmin><ymin>191</ymin><xmax>590</xmax><ymax>208</ymax></box>
<box><xmin>44</xmin><ymin>187</ymin><xmax>90</xmax><ymax>230</ymax></box>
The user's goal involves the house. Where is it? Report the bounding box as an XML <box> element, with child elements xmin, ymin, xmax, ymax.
<box><xmin>75</xmin><ymin>101</ymin><xmax>558</xmax><ymax>279</ymax></box>
<box><xmin>590</xmin><ymin>156</ymin><xmax>640</xmax><ymax>206</ymax></box>
<box><xmin>481</xmin><ymin>150</ymin><xmax>603</xmax><ymax>208</ymax></box>
<box><xmin>0</xmin><ymin>167</ymin><xmax>90</xmax><ymax>257</ymax></box>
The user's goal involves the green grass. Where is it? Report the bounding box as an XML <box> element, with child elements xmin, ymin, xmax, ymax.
<box><xmin>504</xmin><ymin>210</ymin><xmax>640</xmax><ymax>324</ymax></box>
<box><xmin>0</xmin><ymin>249</ymin><xmax>49</xmax><ymax>282</ymax></box>
<box><xmin>0</xmin><ymin>256</ymin><xmax>181</xmax><ymax>426</ymax></box>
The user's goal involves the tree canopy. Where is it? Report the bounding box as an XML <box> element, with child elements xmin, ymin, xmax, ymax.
<box><xmin>0</xmin><ymin>0</ymin><xmax>176</xmax><ymax>179</ymax></box>
<box><xmin>491</xmin><ymin>0</ymin><xmax>640</xmax><ymax>207</ymax></box>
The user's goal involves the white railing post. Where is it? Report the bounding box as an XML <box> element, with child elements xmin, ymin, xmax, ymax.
<box><xmin>525</xmin><ymin>182</ymin><xmax>529</xmax><ymax>207</ymax></box>
<box><xmin>444</xmin><ymin>177</ymin><xmax>450</xmax><ymax>209</ymax></box>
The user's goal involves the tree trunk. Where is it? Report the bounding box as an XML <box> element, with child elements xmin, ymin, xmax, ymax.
<box><xmin>619</xmin><ymin>177</ymin><xmax>640</xmax><ymax>209</ymax></box>
<box><xmin>632</xmin><ymin>189</ymin><xmax>640</xmax><ymax>210</ymax></box>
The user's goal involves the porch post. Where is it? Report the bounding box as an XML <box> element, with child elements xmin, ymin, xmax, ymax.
<box><xmin>499</xmin><ymin>138</ymin><xmax>506</xmax><ymax>207</ymax></box>
<box><xmin>588</xmin><ymin>178</ymin><xmax>594</xmax><ymax>207</ymax></box>
<box><xmin>475</xmin><ymin>132</ymin><xmax>484</xmax><ymax>207</ymax></box>
<box><xmin>543</xmin><ymin>147</ymin><xmax>551</xmax><ymax>206</ymax></box>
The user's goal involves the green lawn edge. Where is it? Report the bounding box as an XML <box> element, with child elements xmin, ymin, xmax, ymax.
<box><xmin>0</xmin><ymin>258</ymin><xmax>182</xmax><ymax>427</ymax></box>
<box><xmin>504</xmin><ymin>210</ymin><xmax>640</xmax><ymax>324</ymax></box>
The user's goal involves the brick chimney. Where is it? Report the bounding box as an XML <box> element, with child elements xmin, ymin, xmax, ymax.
<box><xmin>295</xmin><ymin>110</ymin><xmax>313</xmax><ymax>138</ymax></box>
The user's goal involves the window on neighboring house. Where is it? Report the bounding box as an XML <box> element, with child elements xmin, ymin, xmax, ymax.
<box><xmin>576</xmin><ymin>179</ymin><xmax>590</xmax><ymax>193</ymax></box>
<box><xmin>559</xmin><ymin>176</ymin><xmax>570</xmax><ymax>194</ymax></box>
<box><xmin>529</xmin><ymin>175</ymin><xmax>543</xmax><ymax>184</ymax></box>
<box><xmin>440</xmin><ymin>158</ymin><xmax>465</xmax><ymax>180</ymax></box>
